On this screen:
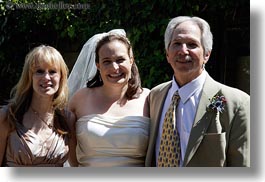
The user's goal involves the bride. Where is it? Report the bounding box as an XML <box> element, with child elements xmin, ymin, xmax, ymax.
<box><xmin>67</xmin><ymin>29</ymin><xmax>150</xmax><ymax>167</ymax></box>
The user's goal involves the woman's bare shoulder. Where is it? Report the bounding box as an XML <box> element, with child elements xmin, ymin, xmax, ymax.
<box><xmin>142</xmin><ymin>88</ymin><xmax>150</xmax><ymax>96</ymax></box>
<box><xmin>69</xmin><ymin>88</ymin><xmax>88</xmax><ymax>106</ymax></box>
<box><xmin>70</xmin><ymin>87</ymin><xmax>98</xmax><ymax>100</ymax></box>
<box><xmin>68</xmin><ymin>87</ymin><xmax>98</xmax><ymax>111</ymax></box>
<box><xmin>71</xmin><ymin>88</ymin><xmax>89</xmax><ymax>98</ymax></box>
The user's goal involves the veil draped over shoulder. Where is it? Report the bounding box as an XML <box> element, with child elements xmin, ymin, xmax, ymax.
<box><xmin>67</xmin><ymin>29</ymin><xmax>126</xmax><ymax>98</ymax></box>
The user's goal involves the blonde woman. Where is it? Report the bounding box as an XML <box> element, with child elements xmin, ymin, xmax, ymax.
<box><xmin>0</xmin><ymin>45</ymin><xmax>75</xmax><ymax>167</ymax></box>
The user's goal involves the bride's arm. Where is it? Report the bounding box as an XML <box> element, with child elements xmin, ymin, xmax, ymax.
<box><xmin>66</xmin><ymin>104</ymin><xmax>79</xmax><ymax>167</ymax></box>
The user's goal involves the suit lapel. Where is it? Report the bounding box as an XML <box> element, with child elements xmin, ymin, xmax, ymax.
<box><xmin>148</xmin><ymin>82</ymin><xmax>172</xmax><ymax>166</ymax></box>
<box><xmin>151</xmin><ymin>82</ymin><xmax>172</xmax><ymax>137</ymax></box>
<box><xmin>183</xmin><ymin>75</ymin><xmax>221</xmax><ymax>166</ymax></box>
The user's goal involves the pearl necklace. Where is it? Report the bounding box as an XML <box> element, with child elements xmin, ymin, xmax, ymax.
<box><xmin>30</xmin><ymin>107</ymin><xmax>54</xmax><ymax>129</ymax></box>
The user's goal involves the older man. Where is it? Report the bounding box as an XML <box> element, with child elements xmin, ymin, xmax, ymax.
<box><xmin>145</xmin><ymin>16</ymin><xmax>250</xmax><ymax>167</ymax></box>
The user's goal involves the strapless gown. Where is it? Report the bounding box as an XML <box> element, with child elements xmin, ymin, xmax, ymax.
<box><xmin>76</xmin><ymin>114</ymin><xmax>150</xmax><ymax>167</ymax></box>
<box><xmin>3</xmin><ymin>122</ymin><xmax>69</xmax><ymax>167</ymax></box>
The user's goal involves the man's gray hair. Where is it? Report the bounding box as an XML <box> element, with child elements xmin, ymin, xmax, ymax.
<box><xmin>164</xmin><ymin>16</ymin><xmax>213</xmax><ymax>56</ymax></box>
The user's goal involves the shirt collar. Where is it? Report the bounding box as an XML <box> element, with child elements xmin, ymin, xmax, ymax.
<box><xmin>170</xmin><ymin>70</ymin><xmax>207</xmax><ymax>103</ymax></box>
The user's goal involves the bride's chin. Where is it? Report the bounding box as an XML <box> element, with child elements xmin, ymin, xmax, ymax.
<box><xmin>109</xmin><ymin>78</ymin><xmax>128</xmax><ymax>84</ymax></box>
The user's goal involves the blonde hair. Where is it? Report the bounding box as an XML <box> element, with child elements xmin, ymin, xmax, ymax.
<box><xmin>7</xmin><ymin>45</ymin><xmax>69</xmax><ymax>128</ymax></box>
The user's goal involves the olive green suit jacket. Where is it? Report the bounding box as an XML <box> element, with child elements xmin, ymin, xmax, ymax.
<box><xmin>145</xmin><ymin>74</ymin><xmax>250</xmax><ymax>167</ymax></box>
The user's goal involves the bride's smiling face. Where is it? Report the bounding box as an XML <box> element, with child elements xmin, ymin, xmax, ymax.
<box><xmin>96</xmin><ymin>40</ymin><xmax>133</xmax><ymax>86</ymax></box>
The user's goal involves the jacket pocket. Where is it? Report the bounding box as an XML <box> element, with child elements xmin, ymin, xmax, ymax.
<box><xmin>190</xmin><ymin>132</ymin><xmax>226</xmax><ymax>167</ymax></box>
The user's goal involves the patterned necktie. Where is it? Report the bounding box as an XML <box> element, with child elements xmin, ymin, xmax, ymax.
<box><xmin>158</xmin><ymin>91</ymin><xmax>181</xmax><ymax>167</ymax></box>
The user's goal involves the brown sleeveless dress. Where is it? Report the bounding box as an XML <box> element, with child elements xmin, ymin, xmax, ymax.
<box><xmin>3</xmin><ymin>122</ymin><xmax>69</xmax><ymax>167</ymax></box>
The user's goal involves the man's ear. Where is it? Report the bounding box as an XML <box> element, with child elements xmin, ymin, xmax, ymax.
<box><xmin>204</xmin><ymin>51</ymin><xmax>211</xmax><ymax>64</ymax></box>
<box><xmin>166</xmin><ymin>49</ymin><xmax>170</xmax><ymax>63</ymax></box>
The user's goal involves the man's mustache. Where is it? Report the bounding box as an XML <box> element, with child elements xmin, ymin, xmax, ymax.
<box><xmin>175</xmin><ymin>55</ymin><xmax>192</xmax><ymax>62</ymax></box>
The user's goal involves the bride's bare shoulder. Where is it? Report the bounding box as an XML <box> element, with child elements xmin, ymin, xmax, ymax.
<box><xmin>141</xmin><ymin>88</ymin><xmax>150</xmax><ymax>97</ymax></box>
<box><xmin>70</xmin><ymin>87</ymin><xmax>95</xmax><ymax>99</ymax></box>
<box><xmin>69</xmin><ymin>87</ymin><xmax>99</xmax><ymax>106</ymax></box>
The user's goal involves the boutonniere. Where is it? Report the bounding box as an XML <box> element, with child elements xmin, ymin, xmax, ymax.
<box><xmin>207</xmin><ymin>93</ymin><xmax>227</xmax><ymax>113</ymax></box>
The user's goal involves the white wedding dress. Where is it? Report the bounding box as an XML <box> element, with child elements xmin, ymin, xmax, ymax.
<box><xmin>76</xmin><ymin>114</ymin><xmax>150</xmax><ymax>167</ymax></box>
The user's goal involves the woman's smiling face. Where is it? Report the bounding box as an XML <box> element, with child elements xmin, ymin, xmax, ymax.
<box><xmin>97</xmin><ymin>40</ymin><xmax>133</xmax><ymax>86</ymax></box>
<box><xmin>32</xmin><ymin>61</ymin><xmax>61</xmax><ymax>98</ymax></box>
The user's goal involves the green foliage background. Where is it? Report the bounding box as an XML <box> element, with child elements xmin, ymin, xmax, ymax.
<box><xmin>0</xmin><ymin>0</ymin><xmax>249</xmax><ymax>104</ymax></box>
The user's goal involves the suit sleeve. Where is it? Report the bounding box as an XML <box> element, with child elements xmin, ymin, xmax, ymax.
<box><xmin>226</xmin><ymin>94</ymin><xmax>250</xmax><ymax>167</ymax></box>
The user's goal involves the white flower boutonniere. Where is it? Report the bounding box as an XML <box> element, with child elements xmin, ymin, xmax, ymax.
<box><xmin>208</xmin><ymin>93</ymin><xmax>227</xmax><ymax>113</ymax></box>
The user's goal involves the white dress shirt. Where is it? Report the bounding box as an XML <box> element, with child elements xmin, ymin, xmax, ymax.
<box><xmin>156</xmin><ymin>70</ymin><xmax>207</xmax><ymax>166</ymax></box>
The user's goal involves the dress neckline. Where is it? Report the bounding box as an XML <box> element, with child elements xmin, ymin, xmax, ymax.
<box><xmin>77</xmin><ymin>114</ymin><xmax>150</xmax><ymax>121</ymax></box>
